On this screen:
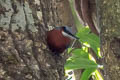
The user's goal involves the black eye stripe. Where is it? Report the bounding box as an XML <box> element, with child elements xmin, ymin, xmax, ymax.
<box><xmin>63</xmin><ymin>27</ymin><xmax>73</xmax><ymax>35</ymax></box>
<box><xmin>63</xmin><ymin>26</ymin><xmax>79</xmax><ymax>39</ymax></box>
<box><xmin>55</xmin><ymin>26</ymin><xmax>79</xmax><ymax>39</ymax></box>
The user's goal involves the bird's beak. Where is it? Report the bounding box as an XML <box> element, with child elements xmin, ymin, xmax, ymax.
<box><xmin>71</xmin><ymin>34</ymin><xmax>79</xmax><ymax>40</ymax></box>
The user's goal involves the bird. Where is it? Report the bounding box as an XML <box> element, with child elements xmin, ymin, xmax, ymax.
<box><xmin>46</xmin><ymin>26</ymin><xmax>79</xmax><ymax>54</ymax></box>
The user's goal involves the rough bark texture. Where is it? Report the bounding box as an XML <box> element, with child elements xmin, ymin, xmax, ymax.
<box><xmin>0</xmin><ymin>0</ymin><xmax>75</xmax><ymax>80</ymax></box>
<box><xmin>96</xmin><ymin>0</ymin><xmax>120</xmax><ymax>80</ymax></box>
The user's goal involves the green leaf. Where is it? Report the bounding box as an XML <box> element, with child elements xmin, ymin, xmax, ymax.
<box><xmin>80</xmin><ymin>68</ymin><xmax>96</xmax><ymax>80</ymax></box>
<box><xmin>94</xmin><ymin>70</ymin><xmax>104</xmax><ymax>80</ymax></box>
<box><xmin>76</xmin><ymin>28</ymin><xmax>100</xmax><ymax>57</ymax></box>
<box><xmin>77</xmin><ymin>27</ymin><xmax>90</xmax><ymax>34</ymax></box>
<box><xmin>67</xmin><ymin>48</ymin><xmax>73</xmax><ymax>53</ymax></box>
<box><xmin>72</xmin><ymin>49</ymin><xmax>89</xmax><ymax>59</ymax></box>
<box><xmin>65</xmin><ymin>58</ymin><xmax>98</xmax><ymax>70</ymax></box>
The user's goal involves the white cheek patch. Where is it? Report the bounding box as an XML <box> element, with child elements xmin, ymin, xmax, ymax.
<box><xmin>62</xmin><ymin>31</ymin><xmax>76</xmax><ymax>40</ymax></box>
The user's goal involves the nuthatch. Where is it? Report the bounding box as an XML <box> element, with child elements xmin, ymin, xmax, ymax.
<box><xmin>46</xmin><ymin>26</ymin><xmax>79</xmax><ymax>54</ymax></box>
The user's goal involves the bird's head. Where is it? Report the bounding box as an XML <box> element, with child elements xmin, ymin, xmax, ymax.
<box><xmin>55</xmin><ymin>26</ymin><xmax>79</xmax><ymax>40</ymax></box>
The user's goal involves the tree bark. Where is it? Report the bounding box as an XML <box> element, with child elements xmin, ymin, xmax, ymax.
<box><xmin>96</xmin><ymin>0</ymin><xmax>120</xmax><ymax>80</ymax></box>
<box><xmin>0</xmin><ymin>0</ymin><xmax>75</xmax><ymax>80</ymax></box>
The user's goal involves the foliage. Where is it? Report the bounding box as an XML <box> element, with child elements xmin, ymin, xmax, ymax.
<box><xmin>65</xmin><ymin>0</ymin><xmax>103</xmax><ymax>80</ymax></box>
<box><xmin>65</xmin><ymin>49</ymin><xmax>98</xmax><ymax>70</ymax></box>
<box><xmin>65</xmin><ymin>27</ymin><xmax>102</xmax><ymax>80</ymax></box>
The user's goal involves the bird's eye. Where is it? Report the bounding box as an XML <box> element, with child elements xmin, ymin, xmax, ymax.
<box><xmin>63</xmin><ymin>26</ymin><xmax>66</xmax><ymax>30</ymax></box>
<box><xmin>63</xmin><ymin>27</ymin><xmax>68</xmax><ymax>32</ymax></box>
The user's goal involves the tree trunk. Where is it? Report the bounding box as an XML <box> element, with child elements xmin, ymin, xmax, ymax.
<box><xmin>96</xmin><ymin>0</ymin><xmax>120</xmax><ymax>80</ymax></box>
<box><xmin>0</xmin><ymin>0</ymin><xmax>75</xmax><ymax>80</ymax></box>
